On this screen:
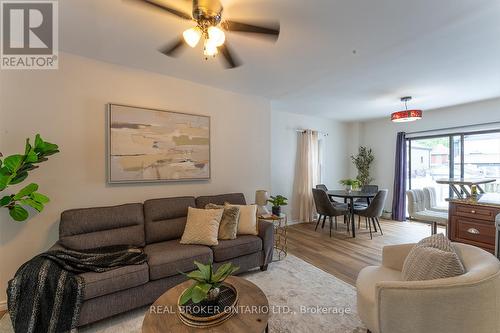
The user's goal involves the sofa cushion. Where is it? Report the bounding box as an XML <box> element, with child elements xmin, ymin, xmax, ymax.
<box><xmin>144</xmin><ymin>197</ymin><xmax>196</xmax><ymax>244</ymax></box>
<box><xmin>80</xmin><ymin>263</ymin><xmax>149</xmax><ymax>300</ymax></box>
<box><xmin>144</xmin><ymin>240</ymin><xmax>213</xmax><ymax>280</ymax></box>
<box><xmin>195</xmin><ymin>193</ymin><xmax>246</xmax><ymax>208</ymax></box>
<box><xmin>59</xmin><ymin>203</ymin><xmax>145</xmax><ymax>250</ymax></box>
<box><xmin>211</xmin><ymin>235</ymin><xmax>262</xmax><ymax>262</ymax></box>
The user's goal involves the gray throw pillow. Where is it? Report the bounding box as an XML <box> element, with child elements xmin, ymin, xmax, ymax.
<box><xmin>402</xmin><ymin>234</ymin><xmax>465</xmax><ymax>281</ymax></box>
<box><xmin>205</xmin><ymin>203</ymin><xmax>240</xmax><ymax>240</ymax></box>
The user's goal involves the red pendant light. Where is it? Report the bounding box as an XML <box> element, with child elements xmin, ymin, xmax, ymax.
<box><xmin>391</xmin><ymin>96</ymin><xmax>423</xmax><ymax>122</ymax></box>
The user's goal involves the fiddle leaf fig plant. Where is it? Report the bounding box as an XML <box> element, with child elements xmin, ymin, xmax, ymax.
<box><xmin>0</xmin><ymin>134</ymin><xmax>59</xmax><ymax>221</ymax></box>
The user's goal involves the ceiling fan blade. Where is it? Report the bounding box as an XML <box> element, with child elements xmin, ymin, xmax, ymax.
<box><xmin>126</xmin><ymin>0</ymin><xmax>192</xmax><ymax>20</ymax></box>
<box><xmin>159</xmin><ymin>37</ymin><xmax>186</xmax><ymax>57</ymax></box>
<box><xmin>222</xmin><ymin>20</ymin><xmax>280</xmax><ymax>39</ymax></box>
<box><xmin>218</xmin><ymin>43</ymin><xmax>241</xmax><ymax>69</ymax></box>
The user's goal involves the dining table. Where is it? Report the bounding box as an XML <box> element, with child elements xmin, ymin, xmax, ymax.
<box><xmin>326</xmin><ymin>190</ymin><xmax>377</xmax><ymax>238</ymax></box>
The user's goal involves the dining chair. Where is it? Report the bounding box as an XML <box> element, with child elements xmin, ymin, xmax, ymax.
<box><xmin>354</xmin><ymin>189</ymin><xmax>388</xmax><ymax>239</ymax></box>
<box><xmin>355</xmin><ymin>185</ymin><xmax>379</xmax><ymax>206</ymax></box>
<box><xmin>315</xmin><ymin>184</ymin><xmax>328</xmax><ymax>191</ymax></box>
<box><xmin>312</xmin><ymin>188</ymin><xmax>350</xmax><ymax>237</ymax></box>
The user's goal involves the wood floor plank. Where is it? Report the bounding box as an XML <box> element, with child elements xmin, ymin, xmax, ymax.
<box><xmin>286</xmin><ymin>219</ymin><xmax>445</xmax><ymax>286</ymax></box>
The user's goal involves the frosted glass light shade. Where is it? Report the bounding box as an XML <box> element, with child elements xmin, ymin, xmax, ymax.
<box><xmin>208</xmin><ymin>26</ymin><xmax>225</xmax><ymax>47</ymax></box>
<box><xmin>203</xmin><ymin>39</ymin><xmax>218</xmax><ymax>56</ymax></box>
<box><xmin>183</xmin><ymin>27</ymin><xmax>202</xmax><ymax>48</ymax></box>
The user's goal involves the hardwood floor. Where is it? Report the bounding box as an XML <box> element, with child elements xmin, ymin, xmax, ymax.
<box><xmin>286</xmin><ymin>218</ymin><xmax>445</xmax><ymax>286</ymax></box>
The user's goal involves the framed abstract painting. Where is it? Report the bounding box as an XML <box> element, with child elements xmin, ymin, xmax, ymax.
<box><xmin>107</xmin><ymin>104</ymin><xmax>210</xmax><ymax>183</ymax></box>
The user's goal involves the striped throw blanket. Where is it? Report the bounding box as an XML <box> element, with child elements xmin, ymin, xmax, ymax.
<box><xmin>7</xmin><ymin>245</ymin><xmax>147</xmax><ymax>333</ymax></box>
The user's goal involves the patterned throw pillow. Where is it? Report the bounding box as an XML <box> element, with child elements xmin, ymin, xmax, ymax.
<box><xmin>402</xmin><ymin>233</ymin><xmax>465</xmax><ymax>281</ymax></box>
<box><xmin>180</xmin><ymin>207</ymin><xmax>223</xmax><ymax>246</ymax></box>
<box><xmin>205</xmin><ymin>203</ymin><xmax>240</xmax><ymax>240</ymax></box>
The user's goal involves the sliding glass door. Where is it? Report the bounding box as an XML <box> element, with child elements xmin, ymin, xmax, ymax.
<box><xmin>407</xmin><ymin>130</ymin><xmax>500</xmax><ymax>205</ymax></box>
<box><xmin>408</xmin><ymin>136</ymin><xmax>452</xmax><ymax>206</ymax></box>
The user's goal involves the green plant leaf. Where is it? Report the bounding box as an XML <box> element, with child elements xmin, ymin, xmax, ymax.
<box><xmin>186</xmin><ymin>271</ymin><xmax>207</xmax><ymax>282</ymax></box>
<box><xmin>34</xmin><ymin>134</ymin><xmax>59</xmax><ymax>156</ymax></box>
<box><xmin>194</xmin><ymin>261</ymin><xmax>211</xmax><ymax>280</ymax></box>
<box><xmin>212</xmin><ymin>263</ymin><xmax>238</xmax><ymax>282</ymax></box>
<box><xmin>4</xmin><ymin>155</ymin><xmax>23</xmax><ymax>173</ymax></box>
<box><xmin>24</xmin><ymin>139</ymin><xmax>32</xmax><ymax>155</ymax></box>
<box><xmin>31</xmin><ymin>192</ymin><xmax>50</xmax><ymax>204</ymax></box>
<box><xmin>25</xmin><ymin>149</ymin><xmax>38</xmax><ymax>163</ymax></box>
<box><xmin>9</xmin><ymin>205</ymin><xmax>29</xmax><ymax>221</ymax></box>
<box><xmin>191</xmin><ymin>283</ymin><xmax>212</xmax><ymax>303</ymax></box>
<box><xmin>21</xmin><ymin>198</ymin><xmax>44</xmax><ymax>212</ymax></box>
<box><xmin>9</xmin><ymin>171</ymin><xmax>28</xmax><ymax>185</ymax></box>
<box><xmin>0</xmin><ymin>169</ymin><xmax>13</xmax><ymax>191</ymax></box>
<box><xmin>179</xmin><ymin>284</ymin><xmax>196</xmax><ymax>305</ymax></box>
<box><xmin>0</xmin><ymin>195</ymin><xmax>12</xmax><ymax>207</ymax></box>
<box><xmin>13</xmin><ymin>183</ymin><xmax>39</xmax><ymax>200</ymax></box>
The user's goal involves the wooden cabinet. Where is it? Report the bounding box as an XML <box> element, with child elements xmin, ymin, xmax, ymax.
<box><xmin>449</xmin><ymin>201</ymin><xmax>500</xmax><ymax>253</ymax></box>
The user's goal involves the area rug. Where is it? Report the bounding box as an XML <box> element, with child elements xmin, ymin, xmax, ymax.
<box><xmin>0</xmin><ymin>255</ymin><xmax>365</xmax><ymax>333</ymax></box>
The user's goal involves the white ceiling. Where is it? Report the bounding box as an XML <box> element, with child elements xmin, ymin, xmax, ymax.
<box><xmin>60</xmin><ymin>0</ymin><xmax>500</xmax><ymax>121</ymax></box>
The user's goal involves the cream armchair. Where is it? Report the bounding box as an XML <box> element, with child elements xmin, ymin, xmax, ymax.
<box><xmin>356</xmin><ymin>242</ymin><xmax>500</xmax><ymax>333</ymax></box>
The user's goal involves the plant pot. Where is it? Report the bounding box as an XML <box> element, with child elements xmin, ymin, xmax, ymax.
<box><xmin>345</xmin><ymin>185</ymin><xmax>352</xmax><ymax>192</ymax></box>
<box><xmin>272</xmin><ymin>206</ymin><xmax>281</xmax><ymax>216</ymax></box>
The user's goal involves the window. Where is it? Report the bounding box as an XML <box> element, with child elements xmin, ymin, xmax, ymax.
<box><xmin>407</xmin><ymin>130</ymin><xmax>500</xmax><ymax>206</ymax></box>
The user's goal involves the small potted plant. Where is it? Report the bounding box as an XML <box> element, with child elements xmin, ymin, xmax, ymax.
<box><xmin>267</xmin><ymin>195</ymin><xmax>288</xmax><ymax>216</ymax></box>
<box><xmin>339</xmin><ymin>179</ymin><xmax>359</xmax><ymax>192</ymax></box>
<box><xmin>179</xmin><ymin>262</ymin><xmax>239</xmax><ymax>306</ymax></box>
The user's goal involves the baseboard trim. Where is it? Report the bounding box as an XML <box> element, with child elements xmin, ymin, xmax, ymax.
<box><xmin>0</xmin><ymin>300</ymin><xmax>7</xmax><ymax>311</ymax></box>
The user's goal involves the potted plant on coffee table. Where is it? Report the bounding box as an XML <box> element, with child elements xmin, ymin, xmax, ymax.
<box><xmin>267</xmin><ymin>195</ymin><xmax>288</xmax><ymax>216</ymax></box>
<box><xmin>179</xmin><ymin>262</ymin><xmax>239</xmax><ymax>306</ymax></box>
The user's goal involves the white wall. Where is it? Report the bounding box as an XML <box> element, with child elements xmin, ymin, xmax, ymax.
<box><xmin>270</xmin><ymin>110</ymin><xmax>350</xmax><ymax>222</ymax></box>
<box><xmin>351</xmin><ymin>97</ymin><xmax>500</xmax><ymax>211</ymax></box>
<box><xmin>0</xmin><ymin>53</ymin><xmax>271</xmax><ymax>306</ymax></box>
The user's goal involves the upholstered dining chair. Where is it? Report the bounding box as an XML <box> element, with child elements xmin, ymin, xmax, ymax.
<box><xmin>312</xmin><ymin>188</ymin><xmax>350</xmax><ymax>237</ymax></box>
<box><xmin>356</xmin><ymin>242</ymin><xmax>500</xmax><ymax>333</ymax></box>
<box><xmin>354</xmin><ymin>189</ymin><xmax>388</xmax><ymax>239</ymax></box>
<box><xmin>315</xmin><ymin>184</ymin><xmax>328</xmax><ymax>191</ymax></box>
<box><xmin>355</xmin><ymin>185</ymin><xmax>379</xmax><ymax>207</ymax></box>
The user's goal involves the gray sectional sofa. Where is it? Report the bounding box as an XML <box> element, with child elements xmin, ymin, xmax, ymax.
<box><xmin>49</xmin><ymin>193</ymin><xmax>274</xmax><ymax>327</ymax></box>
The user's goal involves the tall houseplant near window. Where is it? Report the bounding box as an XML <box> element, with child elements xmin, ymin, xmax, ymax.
<box><xmin>0</xmin><ymin>134</ymin><xmax>59</xmax><ymax>221</ymax></box>
<box><xmin>351</xmin><ymin>146</ymin><xmax>374</xmax><ymax>186</ymax></box>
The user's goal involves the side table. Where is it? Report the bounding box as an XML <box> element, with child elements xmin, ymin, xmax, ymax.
<box><xmin>258</xmin><ymin>214</ymin><xmax>287</xmax><ymax>260</ymax></box>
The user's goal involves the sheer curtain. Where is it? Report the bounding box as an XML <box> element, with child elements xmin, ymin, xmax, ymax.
<box><xmin>293</xmin><ymin>130</ymin><xmax>319</xmax><ymax>222</ymax></box>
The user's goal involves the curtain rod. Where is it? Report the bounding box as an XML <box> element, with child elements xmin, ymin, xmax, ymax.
<box><xmin>295</xmin><ymin>129</ymin><xmax>329</xmax><ymax>136</ymax></box>
<box><xmin>405</xmin><ymin>121</ymin><xmax>500</xmax><ymax>135</ymax></box>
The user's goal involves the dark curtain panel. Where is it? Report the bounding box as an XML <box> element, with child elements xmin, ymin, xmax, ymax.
<box><xmin>391</xmin><ymin>132</ymin><xmax>407</xmax><ymax>221</ymax></box>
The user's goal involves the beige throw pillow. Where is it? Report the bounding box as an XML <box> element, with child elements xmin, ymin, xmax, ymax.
<box><xmin>225</xmin><ymin>204</ymin><xmax>258</xmax><ymax>235</ymax></box>
<box><xmin>402</xmin><ymin>233</ymin><xmax>465</xmax><ymax>281</ymax></box>
<box><xmin>180</xmin><ymin>207</ymin><xmax>223</xmax><ymax>246</ymax></box>
<box><xmin>205</xmin><ymin>203</ymin><xmax>240</xmax><ymax>240</ymax></box>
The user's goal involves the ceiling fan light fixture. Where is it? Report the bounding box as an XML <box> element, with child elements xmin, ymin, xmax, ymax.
<box><xmin>183</xmin><ymin>27</ymin><xmax>202</xmax><ymax>48</ymax></box>
<box><xmin>203</xmin><ymin>39</ymin><xmax>218</xmax><ymax>57</ymax></box>
<box><xmin>207</xmin><ymin>26</ymin><xmax>225</xmax><ymax>47</ymax></box>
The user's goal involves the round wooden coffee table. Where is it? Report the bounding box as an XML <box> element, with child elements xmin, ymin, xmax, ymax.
<box><xmin>142</xmin><ymin>276</ymin><xmax>269</xmax><ymax>333</ymax></box>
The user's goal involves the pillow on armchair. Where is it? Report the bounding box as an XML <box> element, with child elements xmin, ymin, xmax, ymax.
<box><xmin>402</xmin><ymin>233</ymin><xmax>465</xmax><ymax>281</ymax></box>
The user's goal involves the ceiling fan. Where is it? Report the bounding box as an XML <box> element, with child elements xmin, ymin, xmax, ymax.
<box><xmin>127</xmin><ymin>0</ymin><xmax>280</xmax><ymax>69</ymax></box>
